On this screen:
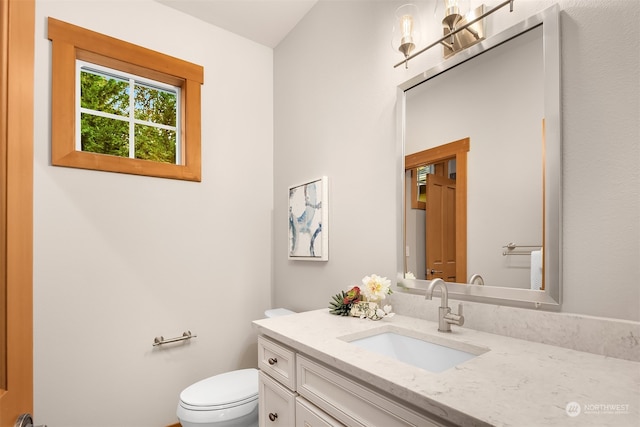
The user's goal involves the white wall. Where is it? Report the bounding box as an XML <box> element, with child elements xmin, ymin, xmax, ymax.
<box><xmin>273</xmin><ymin>0</ymin><xmax>639</xmax><ymax>321</ymax></box>
<box><xmin>274</xmin><ymin>1</ymin><xmax>399</xmax><ymax>312</ymax></box>
<box><xmin>33</xmin><ymin>1</ymin><xmax>273</xmax><ymax>426</ymax></box>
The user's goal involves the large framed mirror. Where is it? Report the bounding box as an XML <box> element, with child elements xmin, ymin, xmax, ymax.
<box><xmin>396</xmin><ymin>5</ymin><xmax>561</xmax><ymax>308</ymax></box>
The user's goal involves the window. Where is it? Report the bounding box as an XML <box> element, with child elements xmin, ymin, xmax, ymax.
<box><xmin>48</xmin><ymin>17</ymin><xmax>204</xmax><ymax>181</ymax></box>
<box><xmin>78</xmin><ymin>63</ymin><xmax>180</xmax><ymax>163</ymax></box>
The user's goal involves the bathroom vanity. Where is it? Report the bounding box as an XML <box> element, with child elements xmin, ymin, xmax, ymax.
<box><xmin>253</xmin><ymin>310</ymin><xmax>639</xmax><ymax>426</ymax></box>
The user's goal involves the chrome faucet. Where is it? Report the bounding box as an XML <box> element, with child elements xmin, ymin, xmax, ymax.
<box><xmin>425</xmin><ymin>278</ymin><xmax>465</xmax><ymax>332</ymax></box>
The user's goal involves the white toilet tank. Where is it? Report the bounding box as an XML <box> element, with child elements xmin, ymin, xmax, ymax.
<box><xmin>264</xmin><ymin>308</ymin><xmax>295</xmax><ymax>318</ymax></box>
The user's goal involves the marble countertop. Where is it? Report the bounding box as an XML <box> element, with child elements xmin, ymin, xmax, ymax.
<box><xmin>253</xmin><ymin>309</ymin><xmax>640</xmax><ymax>426</ymax></box>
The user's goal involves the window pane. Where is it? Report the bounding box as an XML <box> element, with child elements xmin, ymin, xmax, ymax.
<box><xmin>134</xmin><ymin>84</ymin><xmax>177</xmax><ymax>126</ymax></box>
<box><xmin>80</xmin><ymin>70</ymin><xmax>129</xmax><ymax>116</ymax></box>
<box><xmin>134</xmin><ymin>124</ymin><xmax>176</xmax><ymax>163</ymax></box>
<box><xmin>81</xmin><ymin>113</ymin><xmax>129</xmax><ymax>157</ymax></box>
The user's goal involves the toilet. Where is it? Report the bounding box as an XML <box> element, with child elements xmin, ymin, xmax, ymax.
<box><xmin>176</xmin><ymin>308</ymin><xmax>295</xmax><ymax>427</ymax></box>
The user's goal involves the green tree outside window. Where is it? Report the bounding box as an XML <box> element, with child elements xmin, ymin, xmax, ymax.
<box><xmin>79</xmin><ymin>67</ymin><xmax>178</xmax><ymax>164</ymax></box>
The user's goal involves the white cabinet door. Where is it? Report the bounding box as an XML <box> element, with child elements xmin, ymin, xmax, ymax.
<box><xmin>296</xmin><ymin>397</ymin><xmax>344</xmax><ymax>427</ymax></box>
<box><xmin>297</xmin><ymin>355</ymin><xmax>444</xmax><ymax>427</ymax></box>
<box><xmin>259</xmin><ymin>371</ymin><xmax>296</xmax><ymax>427</ymax></box>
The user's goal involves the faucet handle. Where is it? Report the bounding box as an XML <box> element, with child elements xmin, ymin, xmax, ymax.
<box><xmin>455</xmin><ymin>303</ymin><xmax>465</xmax><ymax>327</ymax></box>
<box><xmin>444</xmin><ymin>303</ymin><xmax>465</xmax><ymax>328</ymax></box>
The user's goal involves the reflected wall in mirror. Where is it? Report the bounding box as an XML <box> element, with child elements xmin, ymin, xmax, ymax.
<box><xmin>397</xmin><ymin>6</ymin><xmax>561</xmax><ymax>308</ymax></box>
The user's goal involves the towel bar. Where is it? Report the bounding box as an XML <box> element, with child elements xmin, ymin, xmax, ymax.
<box><xmin>502</xmin><ymin>242</ymin><xmax>541</xmax><ymax>256</ymax></box>
<box><xmin>153</xmin><ymin>331</ymin><xmax>197</xmax><ymax>346</ymax></box>
<box><xmin>502</xmin><ymin>242</ymin><xmax>541</xmax><ymax>249</ymax></box>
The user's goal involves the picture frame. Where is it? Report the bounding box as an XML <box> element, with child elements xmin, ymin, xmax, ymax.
<box><xmin>288</xmin><ymin>176</ymin><xmax>328</xmax><ymax>261</ymax></box>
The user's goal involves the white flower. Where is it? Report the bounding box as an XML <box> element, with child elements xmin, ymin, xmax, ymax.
<box><xmin>361</xmin><ymin>274</ymin><xmax>391</xmax><ymax>302</ymax></box>
<box><xmin>375</xmin><ymin>304</ymin><xmax>395</xmax><ymax>320</ymax></box>
<box><xmin>383</xmin><ymin>304</ymin><xmax>395</xmax><ymax>318</ymax></box>
<box><xmin>404</xmin><ymin>271</ymin><xmax>416</xmax><ymax>279</ymax></box>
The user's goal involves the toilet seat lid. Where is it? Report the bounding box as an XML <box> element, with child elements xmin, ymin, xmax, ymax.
<box><xmin>180</xmin><ymin>368</ymin><xmax>258</xmax><ymax>409</ymax></box>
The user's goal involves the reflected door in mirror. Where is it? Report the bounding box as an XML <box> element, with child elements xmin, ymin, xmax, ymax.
<box><xmin>426</xmin><ymin>174</ymin><xmax>457</xmax><ymax>281</ymax></box>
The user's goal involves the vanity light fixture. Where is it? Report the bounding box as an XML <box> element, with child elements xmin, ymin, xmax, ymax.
<box><xmin>439</xmin><ymin>0</ymin><xmax>486</xmax><ymax>59</ymax></box>
<box><xmin>393</xmin><ymin>0</ymin><xmax>515</xmax><ymax>68</ymax></box>
<box><xmin>392</xmin><ymin>4</ymin><xmax>422</xmax><ymax>69</ymax></box>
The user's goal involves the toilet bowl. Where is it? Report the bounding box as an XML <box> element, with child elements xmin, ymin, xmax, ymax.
<box><xmin>176</xmin><ymin>308</ymin><xmax>295</xmax><ymax>427</ymax></box>
<box><xmin>177</xmin><ymin>369</ymin><xmax>258</xmax><ymax>427</ymax></box>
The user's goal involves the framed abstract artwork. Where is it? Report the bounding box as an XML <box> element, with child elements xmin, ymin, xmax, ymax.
<box><xmin>288</xmin><ymin>176</ymin><xmax>328</xmax><ymax>261</ymax></box>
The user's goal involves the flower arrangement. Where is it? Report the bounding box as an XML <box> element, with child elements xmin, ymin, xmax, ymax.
<box><xmin>361</xmin><ymin>274</ymin><xmax>392</xmax><ymax>302</ymax></box>
<box><xmin>329</xmin><ymin>286</ymin><xmax>362</xmax><ymax>316</ymax></box>
<box><xmin>329</xmin><ymin>274</ymin><xmax>394</xmax><ymax>320</ymax></box>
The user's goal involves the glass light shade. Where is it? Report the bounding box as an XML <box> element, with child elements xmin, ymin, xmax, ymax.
<box><xmin>435</xmin><ymin>0</ymin><xmax>470</xmax><ymax>29</ymax></box>
<box><xmin>391</xmin><ymin>4</ymin><xmax>422</xmax><ymax>59</ymax></box>
<box><xmin>444</xmin><ymin>0</ymin><xmax>462</xmax><ymax>15</ymax></box>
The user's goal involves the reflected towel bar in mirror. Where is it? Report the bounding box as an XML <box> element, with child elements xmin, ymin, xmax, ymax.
<box><xmin>502</xmin><ymin>242</ymin><xmax>541</xmax><ymax>256</ymax></box>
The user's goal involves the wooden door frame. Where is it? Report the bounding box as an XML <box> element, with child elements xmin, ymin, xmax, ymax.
<box><xmin>405</xmin><ymin>138</ymin><xmax>468</xmax><ymax>283</ymax></box>
<box><xmin>0</xmin><ymin>0</ymin><xmax>35</xmax><ymax>425</ymax></box>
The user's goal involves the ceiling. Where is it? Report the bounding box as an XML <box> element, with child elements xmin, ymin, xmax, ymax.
<box><xmin>156</xmin><ymin>0</ymin><xmax>319</xmax><ymax>48</ymax></box>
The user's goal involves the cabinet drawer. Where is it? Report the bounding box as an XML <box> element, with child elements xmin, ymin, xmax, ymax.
<box><xmin>296</xmin><ymin>397</ymin><xmax>344</xmax><ymax>427</ymax></box>
<box><xmin>259</xmin><ymin>336</ymin><xmax>296</xmax><ymax>390</ymax></box>
<box><xmin>259</xmin><ymin>371</ymin><xmax>296</xmax><ymax>427</ymax></box>
<box><xmin>297</xmin><ymin>355</ymin><xmax>443</xmax><ymax>427</ymax></box>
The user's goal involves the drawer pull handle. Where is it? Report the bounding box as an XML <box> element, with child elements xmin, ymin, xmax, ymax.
<box><xmin>268</xmin><ymin>412</ymin><xmax>278</xmax><ymax>422</ymax></box>
<box><xmin>268</xmin><ymin>357</ymin><xmax>277</xmax><ymax>365</ymax></box>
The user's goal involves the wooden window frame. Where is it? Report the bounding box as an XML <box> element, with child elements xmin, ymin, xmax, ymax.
<box><xmin>48</xmin><ymin>17</ymin><xmax>204</xmax><ymax>181</ymax></box>
<box><xmin>410</xmin><ymin>161</ymin><xmax>453</xmax><ymax>211</ymax></box>
<box><xmin>410</xmin><ymin>167</ymin><xmax>427</xmax><ymax>210</ymax></box>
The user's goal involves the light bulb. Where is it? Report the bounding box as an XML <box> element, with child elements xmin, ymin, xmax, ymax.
<box><xmin>444</xmin><ymin>0</ymin><xmax>460</xmax><ymax>15</ymax></box>
<box><xmin>392</xmin><ymin>4</ymin><xmax>422</xmax><ymax>62</ymax></box>
<box><xmin>400</xmin><ymin>14</ymin><xmax>414</xmax><ymax>48</ymax></box>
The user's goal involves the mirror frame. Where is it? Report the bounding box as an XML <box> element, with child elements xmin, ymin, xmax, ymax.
<box><xmin>396</xmin><ymin>5</ymin><xmax>561</xmax><ymax>308</ymax></box>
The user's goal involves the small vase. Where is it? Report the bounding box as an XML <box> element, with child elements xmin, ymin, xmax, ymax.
<box><xmin>350</xmin><ymin>301</ymin><xmax>381</xmax><ymax>319</ymax></box>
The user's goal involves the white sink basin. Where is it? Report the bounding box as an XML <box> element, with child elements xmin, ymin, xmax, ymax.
<box><xmin>344</xmin><ymin>328</ymin><xmax>488</xmax><ymax>373</ymax></box>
